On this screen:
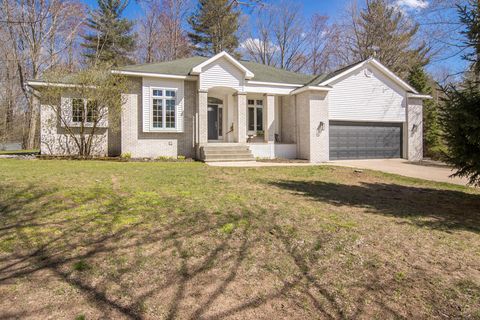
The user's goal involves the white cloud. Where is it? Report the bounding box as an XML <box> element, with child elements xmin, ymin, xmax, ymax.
<box><xmin>395</xmin><ymin>0</ymin><xmax>429</xmax><ymax>10</ymax></box>
<box><xmin>240</xmin><ymin>38</ymin><xmax>278</xmax><ymax>54</ymax></box>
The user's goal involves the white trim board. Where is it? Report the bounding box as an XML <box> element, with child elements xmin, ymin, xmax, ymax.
<box><xmin>190</xmin><ymin>51</ymin><xmax>255</xmax><ymax>79</ymax></box>
<box><xmin>318</xmin><ymin>58</ymin><xmax>419</xmax><ymax>94</ymax></box>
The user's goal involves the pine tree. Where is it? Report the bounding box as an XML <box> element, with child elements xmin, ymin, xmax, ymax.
<box><xmin>82</xmin><ymin>0</ymin><xmax>135</xmax><ymax>66</ymax></box>
<box><xmin>350</xmin><ymin>0</ymin><xmax>429</xmax><ymax>78</ymax></box>
<box><xmin>458</xmin><ymin>0</ymin><xmax>480</xmax><ymax>83</ymax></box>
<box><xmin>437</xmin><ymin>1</ymin><xmax>480</xmax><ymax>185</ymax></box>
<box><xmin>407</xmin><ymin>65</ymin><xmax>443</xmax><ymax>159</ymax></box>
<box><xmin>188</xmin><ymin>0</ymin><xmax>240</xmax><ymax>56</ymax></box>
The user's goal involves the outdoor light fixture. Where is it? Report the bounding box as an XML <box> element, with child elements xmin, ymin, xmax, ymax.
<box><xmin>317</xmin><ymin>121</ymin><xmax>325</xmax><ymax>136</ymax></box>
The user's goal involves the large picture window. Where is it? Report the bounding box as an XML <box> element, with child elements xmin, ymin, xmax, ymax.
<box><xmin>151</xmin><ymin>88</ymin><xmax>176</xmax><ymax>129</ymax></box>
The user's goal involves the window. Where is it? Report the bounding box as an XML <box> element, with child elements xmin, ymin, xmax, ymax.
<box><xmin>72</xmin><ymin>98</ymin><xmax>84</xmax><ymax>123</ymax></box>
<box><xmin>151</xmin><ymin>88</ymin><xmax>176</xmax><ymax>129</ymax></box>
<box><xmin>218</xmin><ymin>107</ymin><xmax>223</xmax><ymax>137</ymax></box>
<box><xmin>256</xmin><ymin>106</ymin><xmax>263</xmax><ymax>131</ymax></box>
<box><xmin>248</xmin><ymin>107</ymin><xmax>255</xmax><ymax>131</ymax></box>
<box><xmin>72</xmin><ymin>98</ymin><xmax>98</xmax><ymax>123</ymax></box>
<box><xmin>247</xmin><ymin>98</ymin><xmax>263</xmax><ymax>133</ymax></box>
<box><xmin>86</xmin><ymin>100</ymin><xmax>98</xmax><ymax>123</ymax></box>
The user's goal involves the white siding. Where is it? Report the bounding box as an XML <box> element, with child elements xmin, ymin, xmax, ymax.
<box><xmin>244</xmin><ymin>82</ymin><xmax>298</xmax><ymax>95</ymax></box>
<box><xmin>142</xmin><ymin>77</ymin><xmax>185</xmax><ymax>133</ymax></box>
<box><xmin>328</xmin><ymin>64</ymin><xmax>407</xmax><ymax>122</ymax></box>
<box><xmin>199</xmin><ymin>57</ymin><xmax>244</xmax><ymax>91</ymax></box>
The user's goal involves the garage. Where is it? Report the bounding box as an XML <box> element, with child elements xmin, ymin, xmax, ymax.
<box><xmin>329</xmin><ymin>121</ymin><xmax>402</xmax><ymax>160</ymax></box>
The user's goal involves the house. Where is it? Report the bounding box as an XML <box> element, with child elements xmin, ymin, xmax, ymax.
<box><xmin>27</xmin><ymin>51</ymin><xmax>430</xmax><ymax>162</ymax></box>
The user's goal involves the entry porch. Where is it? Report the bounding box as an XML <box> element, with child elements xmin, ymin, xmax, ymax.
<box><xmin>195</xmin><ymin>87</ymin><xmax>297</xmax><ymax>160</ymax></box>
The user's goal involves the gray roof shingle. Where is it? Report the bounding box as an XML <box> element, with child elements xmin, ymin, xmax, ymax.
<box><xmin>117</xmin><ymin>56</ymin><xmax>317</xmax><ymax>85</ymax></box>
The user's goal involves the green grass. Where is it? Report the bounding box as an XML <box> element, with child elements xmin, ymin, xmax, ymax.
<box><xmin>0</xmin><ymin>159</ymin><xmax>479</xmax><ymax>319</ymax></box>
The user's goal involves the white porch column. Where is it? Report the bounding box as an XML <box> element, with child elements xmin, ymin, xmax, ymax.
<box><xmin>406</xmin><ymin>98</ymin><xmax>423</xmax><ymax>161</ymax></box>
<box><xmin>198</xmin><ymin>90</ymin><xmax>208</xmax><ymax>146</ymax></box>
<box><xmin>264</xmin><ymin>94</ymin><xmax>275</xmax><ymax>143</ymax></box>
<box><xmin>234</xmin><ymin>92</ymin><xmax>247</xmax><ymax>143</ymax></box>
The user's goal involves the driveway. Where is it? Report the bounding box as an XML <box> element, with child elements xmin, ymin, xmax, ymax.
<box><xmin>329</xmin><ymin>159</ymin><xmax>470</xmax><ymax>186</ymax></box>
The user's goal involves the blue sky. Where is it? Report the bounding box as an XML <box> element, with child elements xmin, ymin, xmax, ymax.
<box><xmin>81</xmin><ymin>0</ymin><xmax>465</xmax><ymax>78</ymax></box>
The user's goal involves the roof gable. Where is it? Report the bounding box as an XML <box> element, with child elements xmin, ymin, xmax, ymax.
<box><xmin>316</xmin><ymin>58</ymin><xmax>418</xmax><ymax>94</ymax></box>
<box><xmin>190</xmin><ymin>52</ymin><xmax>254</xmax><ymax>79</ymax></box>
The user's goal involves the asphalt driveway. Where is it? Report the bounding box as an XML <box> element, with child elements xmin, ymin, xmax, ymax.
<box><xmin>329</xmin><ymin>159</ymin><xmax>470</xmax><ymax>186</ymax></box>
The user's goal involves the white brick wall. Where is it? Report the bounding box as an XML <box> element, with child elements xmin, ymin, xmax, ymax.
<box><xmin>407</xmin><ymin>98</ymin><xmax>423</xmax><ymax>161</ymax></box>
<box><xmin>235</xmin><ymin>93</ymin><xmax>247</xmax><ymax>143</ymax></box>
<box><xmin>280</xmin><ymin>96</ymin><xmax>296</xmax><ymax>144</ymax></box>
<box><xmin>309</xmin><ymin>93</ymin><xmax>329</xmax><ymax>162</ymax></box>
<box><xmin>40</xmin><ymin>104</ymin><xmax>108</xmax><ymax>156</ymax></box>
<box><xmin>121</xmin><ymin>78</ymin><xmax>196</xmax><ymax>158</ymax></box>
<box><xmin>295</xmin><ymin>91</ymin><xmax>329</xmax><ymax>163</ymax></box>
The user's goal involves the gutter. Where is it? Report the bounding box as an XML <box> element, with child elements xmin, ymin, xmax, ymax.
<box><xmin>111</xmin><ymin>70</ymin><xmax>197</xmax><ymax>80</ymax></box>
<box><xmin>290</xmin><ymin>85</ymin><xmax>333</xmax><ymax>95</ymax></box>
<box><xmin>407</xmin><ymin>93</ymin><xmax>433</xmax><ymax>100</ymax></box>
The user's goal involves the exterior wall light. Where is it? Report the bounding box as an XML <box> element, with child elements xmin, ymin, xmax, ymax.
<box><xmin>317</xmin><ymin>121</ymin><xmax>325</xmax><ymax>136</ymax></box>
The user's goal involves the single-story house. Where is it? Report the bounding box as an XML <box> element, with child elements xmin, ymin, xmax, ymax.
<box><xmin>27</xmin><ymin>51</ymin><xmax>430</xmax><ymax>162</ymax></box>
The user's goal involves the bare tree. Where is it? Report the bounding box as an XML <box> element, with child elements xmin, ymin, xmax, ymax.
<box><xmin>306</xmin><ymin>14</ymin><xmax>336</xmax><ymax>75</ymax></box>
<box><xmin>271</xmin><ymin>1</ymin><xmax>309</xmax><ymax>71</ymax></box>
<box><xmin>0</xmin><ymin>0</ymin><xmax>86</xmax><ymax>149</ymax></box>
<box><xmin>338</xmin><ymin>0</ymin><xmax>429</xmax><ymax>77</ymax></box>
<box><xmin>242</xmin><ymin>9</ymin><xmax>277</xmax><ymax>66</ymax></box>
<box><xmin>38</xmin><ymin>67</ymin><xmax>128</xmax><ymax>157</ymax></box>
<box><xmin>137</xmin><ymin>0</ymin><xmax>191</xmax><ymax>63</ymax></box>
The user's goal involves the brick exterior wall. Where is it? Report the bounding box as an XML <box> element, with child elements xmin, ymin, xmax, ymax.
<box><xmin>235</xmin><ymin>93</ymin><xmax>247</xmax><ymax>143</ymax></box>
<box><xmin>39</xmin><ymin>101</ymin><xmax>108</xmax><ymax>156</ymax></box>
<box><xmin>308</xmin><ymin>93</ymin><xmax>329</xmax><ymax>163</ymax></box>
<box><xmin>407</xmin><ymin>98</ymin><xmax>423</xmax><ymax>161</ymax></box>
<box><xmin>121</xmin><ymin>78</ymin><xmax>197</xmax><ymax>158</ymax></box>
<box><xmin>280</xmin><ymin>96</ymin><xmax>296</xmax><ymax>144</ymax></box>
<box><xmin>295</xmin><ymin>91</ymin><xmax>329</xmax><ymax>163</ymax></box>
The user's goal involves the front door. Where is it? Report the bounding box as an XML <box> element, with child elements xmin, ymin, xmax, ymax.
<box><xmin>208</xmin><ymin>105</ymin><xmax>218</xmax><ymax>140</ymax></box>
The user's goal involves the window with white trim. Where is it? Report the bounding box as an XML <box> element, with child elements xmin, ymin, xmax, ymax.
<box><xmin>247</xmin><ymin>99</ymin><xmax>263</xmax><ymax>132</ymax></box>
<box><xmin>151</xmin><ymin>88</ymin><xmax>176</xmax><ymax>129</ymax></box>
<box><xmin>72</xmin><ymin>98</ymin><xmax>98</xmax><ymax>123</ymax></box>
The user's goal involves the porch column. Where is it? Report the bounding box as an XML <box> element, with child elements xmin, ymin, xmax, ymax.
<box><xmin>198</xmin><ymin>90</ymin><xmax>208</xmax><ymax>146</ymax></box>
<box><xmin>406</xmin><ymin>97</ymin><xmax>423</xmax><ymax>161</ymax></box>
<box><xmin>264</xmin><ymin>94</ymin><xmax>275</xmax><ymax>143</ymax></box>
<box><xmin>234</xmin><ymin>92</ymin><xmax>247</xmax><ymax>143</ymax></box>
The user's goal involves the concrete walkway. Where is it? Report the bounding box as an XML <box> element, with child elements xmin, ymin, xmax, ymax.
<box><xmin>207</xmin><ymin>159</ymin><xmax>471</xmax><ymax>186</ymax></box>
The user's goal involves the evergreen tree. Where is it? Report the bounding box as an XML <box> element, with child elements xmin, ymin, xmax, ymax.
<box><xmin>458</xmin><ymin>0</ymin><xmax>480</xmax><ymax>82</ymax></box>
<box><xmin>437</xmin><ymin>1</ymin><xmax>480</xmax><ymax>185</ymax></box>
<box><xmin>82</xmin><ymin>0</ymin><xmax>135</xmax><ymax>66</ymax></box>
<box><xmin>407</xmin><ymin>65</ymin><xmax>443</xmax><ymax>159</ymax></box>
<box><xmin>350</xmin><ymin>0</ymin><xmax>429</xmax><ymax>78</ymax></box>
<box><xmin>188</xmin><ymin>0</ymin><xmax>240</xmax><ymax>56</ymax></box>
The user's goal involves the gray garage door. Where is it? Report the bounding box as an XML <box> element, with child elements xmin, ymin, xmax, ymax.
<box><xmin>329</xmin><ymin>121</ymin><xmax>402</xmax><ymax>160</ymax></box>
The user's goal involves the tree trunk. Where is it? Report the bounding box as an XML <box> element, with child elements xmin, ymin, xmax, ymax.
<box><xmin>26</xmin><ymin>95</ymin><xmax>39</xmax><ymax>149</ymax></box>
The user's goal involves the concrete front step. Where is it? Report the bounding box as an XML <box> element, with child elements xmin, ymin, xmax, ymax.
<box><xmin>203</xmin><ymin>150</ymin><xmax>253</xmax><ymax>155</ymax></box>
<box><xmin>204</xmin><ymin>154</ymin><xmax>255</xmax><ymax>161</ymax></box>
<box><xmin>201</xmin><ymin>144</ymin><xmax>255</xmax><ymax>162</ymax></box>
<box><xmin>204</xmin><ymin>157</ymin><xmax>256</xmax><ymax>162</ymax></box>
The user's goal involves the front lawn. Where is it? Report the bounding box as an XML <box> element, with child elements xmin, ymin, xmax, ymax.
<box><xmin>0</xmin><ymin>159</ymin><xmax>479</xmax><ymax>319</ymax></box>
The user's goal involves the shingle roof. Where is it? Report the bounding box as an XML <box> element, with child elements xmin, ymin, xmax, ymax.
<box><xmin>116</xmin><ymin>56</ymin><xmax>317</xmax><ymax>85</ymax></box>
<box><xmin>305</xmin><ymin>60</ymin><xmax>366</xmax><ymax>86</ymax></box>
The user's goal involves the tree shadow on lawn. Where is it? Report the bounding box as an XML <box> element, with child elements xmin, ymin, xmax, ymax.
<box><xmin>270</xmin><ymin>180</ymin><xmax>480</xmax><ymax>233</ymax></box>
<box><xmin>1</xmin><ymin>181</ymin><xmax>476</xmax><ymax>319</ymax></box>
